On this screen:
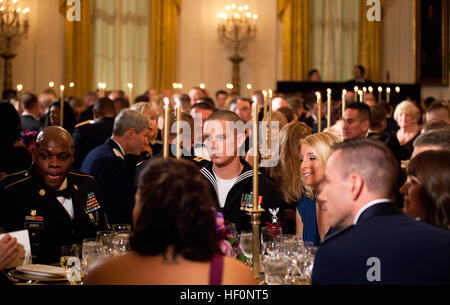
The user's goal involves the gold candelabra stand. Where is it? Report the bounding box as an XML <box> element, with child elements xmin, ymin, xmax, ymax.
<box><xmin>0</xmin><ymin>0</ymin><xmax>29</xmax><ymax>91</ymax></box>
<box><xmin>217</xmin><ymin>4</ymin><xmax>257</xmax><ymax>96</ymax></box>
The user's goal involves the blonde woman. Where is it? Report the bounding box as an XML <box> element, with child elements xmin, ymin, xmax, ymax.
<box><xmin>394</xmin><ymin>101</ymin><xmax>422</xmax><ymax>160</ymax></box>
<box><xmin>131</xmin><ymin>102</ymin><xmax>162</xmax><ymax>156</ymax></box>
<box><xmin>297</xmin><ymin>132</ymin><xmax>342</xmax><ymax>245</ymax></box>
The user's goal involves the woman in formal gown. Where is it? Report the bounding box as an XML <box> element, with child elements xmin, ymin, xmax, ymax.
<box><xmin>84</xmin><ymin>159</ymin><xmax>256</xmax><ymax>285</ymax></box>
<box><xmin>400</xmin><ymin>150</ymin><xmax>450</xmax><ymax>230</ymax></box>
<box><xmin>394</xmin><ymin>101</ymin><xmax>422</xmax><ymax>161</ymax></box>
<box><xmin>296</xmin><ymin>132</ymin><xmax>342</xmax><ymax>246</ymax></box>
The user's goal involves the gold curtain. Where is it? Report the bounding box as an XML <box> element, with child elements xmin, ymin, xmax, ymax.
<box><xmin>149</xmin><ymin>0</ymin><xmax>180</xmax><ymax>92</ymax></box>
<box><xmin>278</xmin><ymin>0</ymin><xmax>310</xmax><ymax>81</ymax></box>
<box><xmin>60</xmin><ymin>0</ymin><xmax>93</xmax><ymax>98</ymax></box>
<box><xmin>358</xmin><ymin>0</ymin><xmax>384</xmax><ymax>83</ymax></box>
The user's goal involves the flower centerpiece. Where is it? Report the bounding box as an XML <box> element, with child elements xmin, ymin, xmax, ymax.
<box><xmin>215</xmin><ymin>212</ymin><xmax>247</xmax><ymax>262</ymax></box>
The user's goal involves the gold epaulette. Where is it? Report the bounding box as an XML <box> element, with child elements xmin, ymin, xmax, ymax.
<box><xmin>0</xmin><ymin>170</ymin><xmax>31</xmax><ymax>190</ymax></box>
<box><xmin>75</xmin><ymin>120</ymin><xmax>95</xmax><ymax>128</ymax></box>
<box><xmin>69</xmin><ymin>171</ymin><xmax>95</xmax><ymax>179</ymax></box>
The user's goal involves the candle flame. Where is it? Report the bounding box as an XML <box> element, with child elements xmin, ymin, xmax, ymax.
<box><xmin>386</xmin><ymin>87</ymin><xmax>391</xmax><ymax>93</ymax></box>
<box><xmin>378</xmin><ymin>86</ymin><xmax>383</xmax><ymax>92</ymax></box>
<box><xmin>199</xmin><ymin>83</ymin><xmax>206</xmax><ymax>89</ymax></box>
<box><xmin>369</xmin><ymin>86</ymin><xmax>373</xmax><ymax>93</ymax></box>
<box><xmin>164</xmin><ymin>97</ymin><xmax>170</xmax><ymax>106</ymax></box>
<box><xmin>354</xmin><ymin>86</ymin><xmax>359</xmax><ymax>92</ymax></box>
<box><xmin>395</xmin><ymin>86</ymin><xmax>400</xmax><ymax>93</ymax></box>
<box><xmin>343</xmin><ymin>89</ymin><xmax>347</xmax><ymax>94</ymax></box>
<box><xmin>327</xmin><ymin>88</ymin><xmax>331</xmax><ymax>94</ymax></box>
<box><xmin>60</xmin><ymin>85</ymin><xmax>65</xmax><ymax>91</ymax></box>
<box><xmin>69</xmin><ymin>82</ymin><xmax>75</xmax><ymax>88</ymax></box>
<box><xmin>246</xmin><ymin>84</ymin><xmax>252</xmax><ymax>90</ymax></box>
<box><xmin>16</xmin><ymin>84</ymin><xmax>23</xmax><ymax>91</ymax></box>
<box><xmin>49</xmin><ymin>82</ymin><xmax>55</xmax><ymax>88</ymax></box>
<box><xmin>127</xmin><ymin>83</ymin><xmax>133</xmax><ymax>89</ymax></box>
<box><xmin>178</xmin><ymin>83</ymin><xmax>183</xmax><ymax>89</ymax></box>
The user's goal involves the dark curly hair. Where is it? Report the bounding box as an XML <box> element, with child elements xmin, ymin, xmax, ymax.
<box><xmin>407</xmin><ymin>150</ymin><xmax>450</xmax><ymax>229</ymax></box>
<box><xmin>130</xmin><ymin>158</ymin><xmax>220</xmax><ymax>261</ymax></box>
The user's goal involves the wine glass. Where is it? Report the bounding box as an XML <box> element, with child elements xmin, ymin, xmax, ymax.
<box><xmin>60</xmin><ymin>244</ymin><xmax>82</xmax><ymax>285</ymax></box>
<box><xmin>111</xmin><ymin>224</ymin><xmax>131</xmax><ymax>233</ymax></box>
<box><xmin>262</xmin><ymin>255</ymin><xmax>289</xmax><ymax>285</ymax></box>
<box><xmin>261</xmin><ymin>226</ymin><xmax>282</xmax><ymax>253</ymax></box>
<box><xmin>96</xmin><ymin>231</ymin><xmax>115</xmax><ymax>256</ymax></box>
<box><xmin>238</xmin><ymin>231</ymin><xmax>253</xmax><ymax>265</ymax></box>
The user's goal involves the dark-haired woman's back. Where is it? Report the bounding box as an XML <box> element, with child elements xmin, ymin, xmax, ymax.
<box><xmin>84</xmin><ymin>251</ymin><xmax>256</xmax><ymax>285</ymax></box>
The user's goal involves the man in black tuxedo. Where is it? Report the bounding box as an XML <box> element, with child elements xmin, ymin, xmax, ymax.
<box><xmin>72</xmin><ymin>97</ymin><xmax>116</xmax><ymax>170</ymax></box>
<box><xmin>312</xmin><ymin>139</ymin><xmax>450</xmax><ymax>285</ymax></box>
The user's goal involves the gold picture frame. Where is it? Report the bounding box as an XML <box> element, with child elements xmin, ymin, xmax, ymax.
<box><xmin>414</xmin><ymin>0</ymin><xmax>449</xmax><ymax>85</ymax></box>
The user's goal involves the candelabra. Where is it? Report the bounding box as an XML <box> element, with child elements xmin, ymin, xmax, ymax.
<box><xmin>217</xmin><ymin>4</ymin><xmax>257</xmax><ymax>95</ymax></box>
<box><xmin>0</xmin><ymin>0</ymin><xmax>29</xmax><ymax>91</ymax></box>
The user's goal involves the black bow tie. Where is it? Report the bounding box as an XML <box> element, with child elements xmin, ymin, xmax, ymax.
<box><xmin>54</xmin><ymin>188</ymin><xmax>72</xmax><ymax>199</ymax></box>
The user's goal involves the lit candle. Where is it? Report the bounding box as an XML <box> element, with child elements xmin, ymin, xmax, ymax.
<box><xmin>175</xmin><ymin>98</ymin><xmax>181</xmax><ymax>159</ymax></box>
<box><xmin>49</xmin><ymin>81</ymin><xmax>55</xmax><ymax>88</ymax></box>
<box><xmin>60</xmin><ymin>85</ymin><xmax>65</xmax><ymax>128</ymax></box>
<box><xmin>369</xmin><ymin>86</ymin><xmax>373</xmax><ymax>94</ymax></box>
<box><xmin>69</xmin><ymin>82</ymin><xmax>75</xmax><ymax>88</ymax></box>
<box><xmin>16</xmin><ymin>84</ymin><xmax>23</xmax><ymax>114</ymax></box>
<box><xmin>386</xmin><ymin>87</ymin><xmax>391</xmax><ymax>103</ymax></box>
<box><xmin>354</xmin><ymin>86</ymin><xmax>358</xmax><ymax>102</ymax></box>
<box><xmin>268</xmin><ymin>89</ymin><xmax>273</xmax><ymax>151</ymax></box>
<box><xmin>342</xmin><ymin>89</ymin><xmax>347</xmax><ymax>117</ymax></box>
<box><xmin>358</xmin><ymin>90</ymin><xmax>363</xmax><ymax>103</ymax></box>
<box><xmin>362</xmin><ymin>87</ymin><xmax>367</xmax><ymax>104</ymax></box>
<box><xmin>327</xmin><ymin>89</ymin><xmax>332</xmax><ymax>130</ymax></box>
<box><xmin>395</xmin><ymin>86</ymin><xmax>400</xmax><ymax>94</ymax></box>
<box><xmin>316</xmin><ymin>92</ymin><xmax>322</xmax><ymax>133</ymax></box>
<box><xmin>262</xmin><ymin>90</ymin><xmax>268</xmax><ymax>119</ymax></box>
<box><xmin>199</xmin><ymin>83</ymin><xmax>206</xmax><ymax>90</ymax></box>
<box><xmin>378</xmin><ymin>86</ymin><xmax>382</xmax><ymax>104</ymax></box>
<box><xmin>127</xmin><ymin>83</ymin><xmax>133</xmax><ymax>105</ymax></box>
<box><xmin>163</xmin><ymin>97</ymin><xmax>170</xmax><ymax>159</ymax></box>
<box><xmin>251</xmin><ymin>98</ymin><xmax>259</xmax><ymax>210</ymax></box>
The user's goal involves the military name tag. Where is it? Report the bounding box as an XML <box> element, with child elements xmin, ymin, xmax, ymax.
<box><xmin>25</xmin><ymin>222</ymin><xmax>44</xmax><ymax>230</ymax></box>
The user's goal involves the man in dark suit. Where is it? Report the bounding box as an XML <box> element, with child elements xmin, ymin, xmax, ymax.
<box><xmin>312</xmin><ymin>139</ymin><xmax>450</xmax><ymax>285</ymax></box>
<box><xmin>0</xmin><ymin>126</ymin><xmax>108</xmax><ymax>264</ymax></box>
<box><xmin>72</xmin><ymin>97</ymin><xmax>116</xmax><ymax>170</ymax></box>
<box><xmin>81</xmin><ymin>109</ymin><xmax>150</xmax><ymax>225</ymax></box>
<box><xmin>21</xmin><ymin>93</ymin><xmax>42</xmax><ymax>132</ymax></box>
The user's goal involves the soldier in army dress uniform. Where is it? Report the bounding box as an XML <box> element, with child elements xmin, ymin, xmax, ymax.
<box><xmin>0</xmin><ymin>126</ymin><xmax>108</xmax><ymax>264</ymax></box>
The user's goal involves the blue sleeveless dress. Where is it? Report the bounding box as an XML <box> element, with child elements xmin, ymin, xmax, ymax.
<box><xmin>296</xmin><ymin>196</ymin><xmax>334</xmax><ymax>246</ymax></box>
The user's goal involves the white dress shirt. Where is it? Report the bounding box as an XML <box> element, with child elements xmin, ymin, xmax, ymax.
<box><xmin>353</xmin><ymin>198</ymin><xmax>391</xmax><ymax>225</ymax></box>
<box><xmin>56</xmin><ymin>178</ymin><xmax>74</xmax><ymax>220</ymax></box>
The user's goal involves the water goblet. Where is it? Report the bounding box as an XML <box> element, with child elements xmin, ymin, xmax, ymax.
<box><xmin>238</xmin><ymin>231</ymin><xmax>253</xmax><ymax>266</ymax></box>
<box><xmin>60</xmin><ymin>244</ymin><xmax>82</xmax><ymax>285</ymax></box>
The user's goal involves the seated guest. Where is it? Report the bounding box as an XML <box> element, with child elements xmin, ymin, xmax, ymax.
<box><xmin>215</xmin><ymin>90</ymin><xmax>229</xmax><ymax>110</ymax></box>
<box><xmin>113</xmin><ymin>97</ymin><xmax>129</xmax><ymax>115</ymax></box>
<box><xmin>43</xmin><ymin>100</ymin><xmax>77</xmax><ymax>134</ymax></box>
<box><xmin>0</xmin><ymin>126</ymin><xmax>107</xmax><ymax>264</ymax></box>
<box><xmin>21</xmin><ymin>93</ymin><xmax>42</xmax><ymax>132</ymax></box>
<box><xmin>313</xmin><ymin>139</ymin><xmax>450</xmax><ymax>285</ymax></box>
<box><xmin>426</xmin><ymin>101</ymin><xmax>450</xmax><ymax>124</ymax></box>
<box><xmin>411</xmin><ymin>128</ymin><xmax>450</xmax><ymax>159</ymax></box>
<box><xmin>131</xmin><ymin>102</ymin><xmax>162</xmax><ymax>157</ymax></box>
<box><xmin>201</xmin><ymin>111</ymin><xmax>286</xmax><ymax>232</ymax></box>
<box><xmin>177</xmin><ymin>93</ymin><xmax>192</xmax><ymax>113</ymax></box>
<box><xmin>379</xmin><ymin>101</ymin><xmax>398</xmax><ymax>134</ymax></box>
<box><xmin>81</xmin><ymin>110</ymin><xmax>150</xmax><ymax>225</ymax></box>
<box><xmin>364</xmin><ymin>93</ymin><xmax>377</xmax><ymax>107</ymax></box>
<box><xmin>72</xmin><ymin>98</ymin><xmax>116</xmax><ymax>170</ymax></box>
<box><xmin>287</xmin><ymin>96</ymin><xmax>309</xmax><ymax>125</ymax></box>
<box><xmin>269</xmin><ymin>122</ymin><xmax>312</xmax><ymax>234</ymax></box>
<box><xmin>367</xmin><ymin>105</ymin><xmax>401</xmax><ymax>162</ymax></box>
<box><xmin>421</xmin><ymin>120</ymin><xmax>449</xmax><ymax>134</ymax></box>
<box><xmin>394</xmin><ymin>100</ymin><xmax>422</xmax><ymax>160</ymax></box>
<box><xmin>272</xmin><ymin>97</ymin><xmax>289</xmax><ymax>112</ymax></box>
<box><xmin>400</xmin><ymin>150</ymin><xmax>450</xmax><ymax>229</ymax></box>
<box><xmin>85</xmin><ymin>159</ymin><xmax>256</xmax><ymax>285</ymax></box>
<box><xmin>297</xmin><ymin>132</ymin><xmax>342</xmax><ymax>245</ymax></box>
<box><xmin>68</xmin><ymin>97</ymin><xmax>85</xmax><ymax>123</ymax></box>
<box><xmin>277</xmin><ymin>106</ymin><xmax>296</xmax><ymax>123</ymax></box>
<box><xmin>342</xmin><ymin>102</ymin><xmax>371</xmax><ymax>140</ymax></box>
<box><xmin>79</xmin><ymin>92</ymin><xmax>98</xmax><ymax>122</ymax></box>
<box><xmin>0</xmin><ymin>102</ymin><xmax>32</xmax><ymax>178</ymax></box>
<box><xmin>190</xmin><ymin>102</ymin><xmax>215</xmax><ymax>160</ymax></box>
<box><xmin>189</xmin><ymin>87</ymin><xmax>206</xmax><ymax>106</ymax></box>
<box><xmin>0</xmin><ymin>234</ymin><xmax>19</xmax><ymax>270</ymax></box>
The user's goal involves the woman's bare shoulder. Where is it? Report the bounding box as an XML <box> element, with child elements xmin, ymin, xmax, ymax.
<box><xmin>222</xmin><ymin>256</ymin><xmax>258</xmax><ymax>285</ymax></box>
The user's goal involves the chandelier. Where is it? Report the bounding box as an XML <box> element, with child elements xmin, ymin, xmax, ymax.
<box><xmin>0</xmin><ymin>0</ymin><xmax>30</xmax><ymax>91</ymax></box>
<box><xmin>218</xmin><ymin>4</ymin><xmax>257</xmax><ymax>95</ymax></box>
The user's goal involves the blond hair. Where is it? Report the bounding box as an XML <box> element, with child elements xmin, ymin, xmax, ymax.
<box><xmin>394</xmin><ymin>100</ymin><xmax>421</xmax><ymax>123</ymax></box>
<box><xmin>270</xmin><ymin>122</ymin><xmax>312</xmax><ymax>203</ymax></box>
<box><xmin>300</xmin><ymin>132</ymin><xmax>342</xmax><ymax>198</ymax></box>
